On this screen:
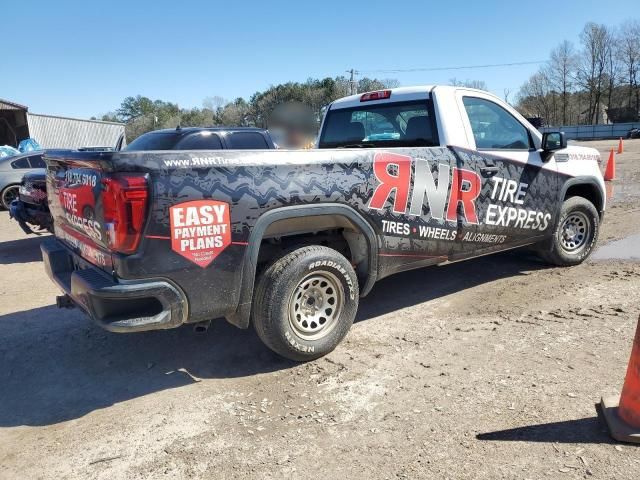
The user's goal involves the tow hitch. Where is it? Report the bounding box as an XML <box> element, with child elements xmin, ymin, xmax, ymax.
<box><xmin>193</xmin><ymin>319</ymin><xmax>211</xmax><ymax>333</ymax></box>
<box><xmin>56</xmin><ymin>295</ymin><xmax>76</xmax><ymax>309</ymax></box>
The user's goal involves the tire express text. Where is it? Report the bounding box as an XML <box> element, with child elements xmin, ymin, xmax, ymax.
<box><xmin>368</xmin><ymin>152</ymin><xmax>551</xmax><ymax>244</ymax></box>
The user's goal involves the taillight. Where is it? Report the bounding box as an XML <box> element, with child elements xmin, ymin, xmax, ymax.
<box><xmin>360</xmin><ymin>90</ymin><xmax>391</xmax><ymax>102</ymax></box>
<box><xmin>101</xmin><ymin>174</ymin><xmax>148</xmax><ymax>254</ymax></box>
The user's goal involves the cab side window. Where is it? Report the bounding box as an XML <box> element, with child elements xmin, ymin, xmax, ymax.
<box><xmin>175</xmin><ymin>130</ymin><xmax>222</xmax><ymax>150</ymax></box>
<box><xmin>177</xmin><ymin>133</ymin><xmax>223</xmax><ymax>150</ymax></box>
<box><xmin>462</xmin><ymin>97</ymin><xmax>531</xmax><ymax>150</ymax></box>
<box><xmin>227</xmin><ymin>132</ymin><xmax>269</xmax><ymax>149</ymax></box>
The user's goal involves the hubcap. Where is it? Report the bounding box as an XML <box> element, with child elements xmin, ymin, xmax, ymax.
<box><xmin>288</xmin><ymin>271</ymin><xmax>343</xmax><ymax>341</ymax></box>
<box><xmin>560</xmin><ymin>212</ymin><xmax>590</xmax><ymax>252</ymax></box>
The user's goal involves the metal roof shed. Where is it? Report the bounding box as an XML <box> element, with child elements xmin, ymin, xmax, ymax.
<box><xmin>0</xmin><ymin>98</ymin><xmax>125</xmax><ymax>149</ymax></box>
<box><xmin>26</xmin><ymin>113</ymin><xmax>124</xmax><ymax>149</ymax></box>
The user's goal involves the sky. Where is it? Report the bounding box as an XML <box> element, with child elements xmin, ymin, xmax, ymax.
<box><xmin>2</xmin><ymin>0</ymin><xmax>638</xmax><ymax>119</ymax></box>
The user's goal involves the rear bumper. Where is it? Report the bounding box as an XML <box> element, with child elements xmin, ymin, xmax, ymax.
<box><xmin>41</xmin><ymin>239</ymin><xmax>188</xmax><ymax>332</ymax></box>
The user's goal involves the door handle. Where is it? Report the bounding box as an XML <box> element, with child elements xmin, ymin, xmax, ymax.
<box><xmin>480</xmin><ymin>165</ymin><xmax>499</xmax><ymax>176</ymax></box>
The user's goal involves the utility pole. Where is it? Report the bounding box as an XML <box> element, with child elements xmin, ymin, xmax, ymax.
<box><xmin>346</xmin><ymin>69</ymin><xmax>359</xmax><ymax>95</ymax></box>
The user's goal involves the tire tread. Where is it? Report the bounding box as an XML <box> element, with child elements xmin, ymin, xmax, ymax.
<box><xmin>252</xmin><ymin>245</ymin><xmax>357</xmax><ymax>361</ymax></box>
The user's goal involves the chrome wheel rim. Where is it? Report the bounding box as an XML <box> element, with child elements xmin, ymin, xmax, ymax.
<box><xmin>2</xmin><ymin>186</ymin><xmax>19</xmax><ymax>208</ymax></box>
<box><xmin>288</xmin><ymin>271</ymin><xmax>343</xmax><ymax>341</ymax></box>
<box><xmin>560</xmin><ymin>212</ymin><xmax>590</xmax><ymax>252</ymax></box>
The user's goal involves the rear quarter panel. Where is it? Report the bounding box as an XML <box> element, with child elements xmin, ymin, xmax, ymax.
<box><xmin>111</xmin><ymin>149</ymin><xmax>378</xmax><ymax>322</ymax></box>
<box><xmin>0</xmin><ymin>168</ymin><xmax>30</xmax><ymax>190</ymax></box>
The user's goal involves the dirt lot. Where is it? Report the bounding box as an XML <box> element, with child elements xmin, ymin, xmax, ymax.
<box><xmin>0</xmin><ymin>140</ymin><xmax>639</xmax><ymax>479</ymax></box>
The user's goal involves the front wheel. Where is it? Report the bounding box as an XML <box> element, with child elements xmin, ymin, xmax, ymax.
<box><xmin>252</xmin><ymin>245</ymin><xmax>359</xmax><ymax>361</ymax></box>
<box><xmin>537</xmin><ymin>196</ymin><xmax>599</xmax><ymax>266</ymax></box>
<box><xmin>1</xmin><ymin>185</ymin><xmax>19</xmax><ymax>210</ymax></box>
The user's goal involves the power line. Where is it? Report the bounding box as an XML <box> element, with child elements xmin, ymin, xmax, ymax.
<box><xmin>358</xmin><ymin>60</ymin><xmax>545</xmax><ymax>74</ymax></box>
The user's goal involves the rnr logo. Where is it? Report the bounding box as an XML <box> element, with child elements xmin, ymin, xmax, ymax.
<box><xmin>368</xmin><ymin>152</ymin><xmax>482</xmax><ymax>224</ymax></box>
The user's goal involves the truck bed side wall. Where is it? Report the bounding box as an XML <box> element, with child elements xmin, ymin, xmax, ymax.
<box><xmin>110</xmin><ymin>148</ymin><xmax>454</xmax><ymax>323</ymax></box>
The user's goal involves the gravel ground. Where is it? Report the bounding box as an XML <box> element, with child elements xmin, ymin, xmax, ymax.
<box><xmin>0</xmin><ymin>139</ymin><xmax>639</xmax><ymax>479</ymax></box>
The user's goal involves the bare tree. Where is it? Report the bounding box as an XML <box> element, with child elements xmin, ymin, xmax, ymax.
<box><xmin>517</xmin><ymin>69</ymin><xmax>554</xmax><ymax>123</ymax></box>
<box><xmin>516</xmin><ymin>20</ymin><xmax>640</xmax><ymax>125</ymax></box>
<box><xmin>203</xmin><ymin>96</ymin><xmax>227</xmax><ymax>111</ymax></box>
<box><xmin>381</xmin><ymin>78</ymin><xmax>401</xmax><ymax>89</ymax></box>
<box><xmin>578</xmin><ymin>23</ymin><xmax>612</xmax><ymax>124</ymax></box>
<box><xmin>618</xmin><ymin>20</ymin><xmax>640</xmax><ymax>110</ymax></box>
<box><xmin>547</xmin><ymin>40</ymin><xmax>577</xmax><ymax>124</ymax></box>
<box><xmin>604</xmin><ymin>27</ymin><xmax>622</xmax><ymax>118</ymax></box>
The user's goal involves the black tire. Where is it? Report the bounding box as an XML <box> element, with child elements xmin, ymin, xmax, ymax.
<box><xmin>252</xmin><ymin>245</ymin><xmax>359</xmax><ymax>361</ymax></box>
<box><xmin>1</xmin><ymin>184</ymin><xmax>19</xmax><ymax>210</ymax></box>
<box><xmin>538</xmin><ymin>196</ymin><xmax>599</xmax><ymax>266</ymax></box>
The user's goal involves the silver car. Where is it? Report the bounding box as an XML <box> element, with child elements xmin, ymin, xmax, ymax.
<box><xmin>0</xmin><ymin>152</ymin><xmax>46</xmax><ymax>209</ymax></box>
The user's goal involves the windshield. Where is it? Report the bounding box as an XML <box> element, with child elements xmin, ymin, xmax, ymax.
<box><xmin>318</xmin><ymin>100</ymin><xmax>438</xmax><ymax>148</ymax></box>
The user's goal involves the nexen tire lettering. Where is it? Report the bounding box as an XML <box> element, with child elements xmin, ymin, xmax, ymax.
<box><xmin>308</xmin><ymin>260</ymin><xmax>356</xmax><ymax>300</ymax></box>
<box><xmin>285</xmin><ymin>331</ymin><xmax>315</xmax><ymax>353</ymax></box>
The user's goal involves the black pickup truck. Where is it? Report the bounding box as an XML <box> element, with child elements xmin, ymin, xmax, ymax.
<box><xmin>42</xmin><ymin>86</ymin><xmax>605</xmax><ymax>361</ymax></box>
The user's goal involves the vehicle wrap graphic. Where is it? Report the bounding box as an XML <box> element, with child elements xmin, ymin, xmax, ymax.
<box><xmin>45</xmin><ymin>146</ymin><xmax>567</xmax><ymax>322</ymax></box>
<box><xmin>368</xmin><ymin>152</ymin><xmax>482</xmax><ymax>223</ymax></box>
<box><xmin>369</xmin><ymin>152</ymin><xmax>551</xmax><ymax>232</ymax></box>
<box><xmin>110</xmin><ymin>147</ymin><xmax>561</xmax><ymax>258</ymax></box>
<box><xmin>170</xmin><ymin>200</ymin><xmax>231</xmax><ymax>267</ymax></box>
<box><xmin>54</xmin><ymin>224</ymin><xmax>112</xmax><ymax>268</ymax></box>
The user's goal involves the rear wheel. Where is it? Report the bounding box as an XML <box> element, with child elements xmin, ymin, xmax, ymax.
<box><xmin>1</xmin><ymin>184</ymin><xmax>19</xmax><ymax>210</ymax></box>
<box><xmin>538</xmin><ymin>196</ymin><xmax>599</xmax><ymax>266</ymax></box>
<box><xmin>252</xmin><ymin>245</ymin><xmax>359</xmax><ymax>361</ymax></box>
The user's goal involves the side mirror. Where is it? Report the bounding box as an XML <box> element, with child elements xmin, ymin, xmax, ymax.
<box><xmin>542</xmin><ymin>131</ymin><xmax>567</xmax><ymax>152</ymax></box>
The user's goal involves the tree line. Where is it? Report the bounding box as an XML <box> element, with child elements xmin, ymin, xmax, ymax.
<box><xmin>516</xmin><ymin>20</ymin><xmax>640</xmax><ymax>126</ymax></box>
<box><xmin>98</xmin><ymin>76</ymin><xmax>399</xmax><ymax>140</ymax></box>
<box><xmin>98</xmin><ymin>18</ymin><xmax>640</xmax><ymax>140</ymax></box>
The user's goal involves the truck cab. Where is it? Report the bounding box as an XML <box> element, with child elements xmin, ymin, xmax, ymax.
<box><xmin>318</xmin><ymin>85</ymin><xmax>604</xmax><ymax>272</ymax></box>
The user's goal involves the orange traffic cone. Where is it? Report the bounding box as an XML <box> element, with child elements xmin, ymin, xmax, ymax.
<box><xmin>601</xmin><ymin>315</ymin><xmax>640</xmax><ymax>443</ymax></box>
<box><xmin>618</xmin><ymin>137</ymin><xmax>624</xmax><ymax>154</ymax></box>
<box><xmin>604</xmin><ymin>148</ymin><xmax>616</xmax><ymax>181</ymax></box>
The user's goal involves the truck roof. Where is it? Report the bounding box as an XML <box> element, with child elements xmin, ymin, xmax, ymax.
<box><xmin>147</xmin><ymin>126</ymin><xmax>267</xmax><ymax>135</ymax></box>
<box><xmin>125</xmin><ymin>126</ymin><xmax>275</xmax><ymax>151</ymax></box>
<box><xmin>329</xmin><ymin>85</ymin><xmax>496</xmax><ymax>109</ymax></box>
<box><xmin>330</xmin><ymin>85</ymin><xmax>438</xmax><ymax>110</ymax></box>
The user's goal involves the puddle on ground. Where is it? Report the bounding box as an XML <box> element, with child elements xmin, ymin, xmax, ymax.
<box><xmin>592</xmin><ymin>234</ymin><xmax>640</xmax><ymax>261</ymax></box>
<box><xmin>607</xmin><ymin>182</ymin><xmax>640</xmax><ymax>203</ymax></box>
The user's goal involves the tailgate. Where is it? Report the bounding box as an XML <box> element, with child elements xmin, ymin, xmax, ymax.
<box><xmin>45</xmin><ymin>151</ymin><xmax>116</xmax><ymax>271</ymax></box>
